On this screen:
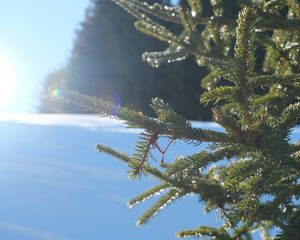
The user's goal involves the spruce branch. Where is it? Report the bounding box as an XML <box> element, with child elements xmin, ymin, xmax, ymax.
<box><xmin>197</xmin><ymin>57</ymin><xmax>238</xmax><ymax>82</ymax></box>
<box><xmin>275</xmin><ymin>209</ymin><xmax>300</xmax><ymax>239</ymax></box>
<box><xmin>166</xmin><ymin>146</ymin><xmax>240</xmax><ymax>177</ymax></box>
<box><xmin>96</xmin><ymin>144</ymin><xmax>200</xmax><ymax>194</ymax></box>
<box><xmin>280</xmin><ymin>102</ymin><xmax>300</xmax><ymax>127</ymax></box>
<box><xmin>292</xmin><ymin>142</ymin><xmax>300</xmax><ymax>154</ymax></box>
<box><xmin>96</xmin><ymin>145</ymin><xmax>229</xmax><ymax>207</ymax></box>
<box><xmin>220</xmin><ymin>157</ymin><xmax>263</xmax><ymax>190</ymax></box>
<box><xmin>229</xmin><ymin>6</ymin><xmax>257</xmax><ymax>126</ymax></box>
<box><xmin>210</xmin><ymin>0</ymin><xmax>224</xmax><ymax>17</ymax></box>
<box><xmin>129</xmin><ymin>132</ymin><xmax>155</xmax><ymax>179</ymax></box>
<box><xmin>96</xmin><ymin>144</ymin><xmax>166</xmax><ymax>182</ymax></box>
<box><xmin>96</xmin><ymin>144</ymin><xmax>202</xmax><ymax>194</ymax></box>
<box><xmin>212</xmin><ymin>107</ymin><xmax>243</xmax><ymax>137</ymax></box>
<box><xmin>149</xmin><ymin>97</ymin><xmax>235</xmax><ymax>143</ymax></box>
<box><xmin>234</xmin><ymin>6</ymin><xmax>256</xmax><ymax>79</ymax></box>
<box><xmin>96</xmin><ymin>144</ymin><xmax>131</xmax><ymax>163</ymax></box>
<box><xmin>110</xmin><ymin>0</ymin><xmax>151</xmax><ymax>22</ymax></box>
<box><xmin>176</xmin><ymin>226</ymin><xmax>231</xmax><ymax>239</ymax></box>
<box><xmin>134</xmin><ymin>20</ymin><xmax>180</xmax><ymax>44</ymax></box>
<box><xmin>110</xmin><ymin>0</ymin><xmax>184</xmax><ymax>47</ymax></box>
<box><xmin>178</xmin><ymin>7</ymin><xmax>195</xmax><ymax>32</ymax></box>
<box><xmin>136</xmin><ymin>188</ymin><xmax>185</xmax><ymax>226</ymax></box>
<box><xmin>200</xmin><ymin>69</ymin><xmax>223</xmax><ymax>90</ymax></box>
<box><xmin>184</xmin><ymin>126</ymin><xmax>234</xmax><ymax>143</ymax></box>
<box><xmin>112</xmin><ymin>0</ymin><xmax>231</xmax><ymax>63</ymax></box>
<box><xmin>62</xmin><ymin>89</ymin><xmax>234</xmax><ymax>145</ymax></box>
<box><xmin>232</xmin><ymin>222</ymin><xmax>256</xmax><ymax>239</ymax></box>
<box><xmin>200</xmin><ymin>86</ymin><xmax>239</xmax><ymax>105</ymax></box>
<box><xmin>128</xmin><ymin>183</ymin><xmax>170</xmax><ymax>208</ymax></box>
<box><xmin>240</xmin><ymin>1</ymin><xmax>300</xmax><ymax>31</ymax></box>
<box><xmin>256</xmin><ymin>11</ymin><xmax>300</xmax><ymax>31</ymax></box>
<box><xmin>63</xmin><ymin>89</ymin><xmax>162</xmax><ymax>130</ymax></box>
<box><xmin>112</xmin><ymin>0</ymin><xmax>181</xmax><ymax>23</ymax></box>
<box><xmin>256</xmin><ymin>33</ymin><xmax>297</xmax><ymax>73</ymax></box>
<box><xmin>237</xmin><ymin>192</ymin><xmax>260</xmax><ymax>219</ymax></box>
<box><xmin>187</xmin><ymin>0</ymin><xmax>202</xmax><ymax>17</ymax></box>
<box><xmin>251</xmin><ymin>74</ymin><xmax>300</xmax><ymax>88</ymax></box>
<box><xmin>142</xmin><ymin>45</ymin><xmax>188</xmax><ymax>68</ymax></box>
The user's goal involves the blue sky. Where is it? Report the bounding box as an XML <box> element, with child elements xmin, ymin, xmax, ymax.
<box><xmin>0</xmin><ymin>1</ymin><xmax>90</xmax><ymax>113</ymax></box>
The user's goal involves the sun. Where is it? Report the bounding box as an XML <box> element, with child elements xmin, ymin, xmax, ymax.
<box><xmin>0</xmin><ymin>55</ymin><xmax>17</xmax><ymax>111</ymax></box>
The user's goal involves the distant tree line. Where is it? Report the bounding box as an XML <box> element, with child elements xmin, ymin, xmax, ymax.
<box><xmin>39</xmin><ymin>0</ymin><xmax>212</xmax><ymax>120</ymax></box>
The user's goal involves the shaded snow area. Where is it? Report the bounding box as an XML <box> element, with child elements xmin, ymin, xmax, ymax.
<box><xmin>0</xmin><ymin>114</ymin><xmax>298</xmax><ymax>240</ymax></box>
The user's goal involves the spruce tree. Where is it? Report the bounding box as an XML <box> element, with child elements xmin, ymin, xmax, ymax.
<box><xmin>52</xmin><ymin>0</ymin><xmax>300</xmax><ymax>239</ymax></box>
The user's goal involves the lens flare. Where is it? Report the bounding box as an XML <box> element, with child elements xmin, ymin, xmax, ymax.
<box><xmin>50</xmin><ymin>88</ymin><xmax>63</xmax><ymax>98</ymax></box>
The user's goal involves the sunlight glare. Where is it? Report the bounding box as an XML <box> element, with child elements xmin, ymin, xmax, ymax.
<box><xmin>0</xmin><ymin>55</ymin><xmax>17</xmax><ymax>111</ymax></box>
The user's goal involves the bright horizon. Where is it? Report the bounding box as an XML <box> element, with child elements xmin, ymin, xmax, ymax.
<box><xmin>0</xmin><ymin>1</ymin><xmax>90</xmax><ymax>113</ymax></box>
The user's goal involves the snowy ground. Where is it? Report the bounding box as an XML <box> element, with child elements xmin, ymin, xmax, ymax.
<box><xmin>0</xmin><ymin>114</ymin><xmax>298</xmax><ymax>240</ymax></box>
